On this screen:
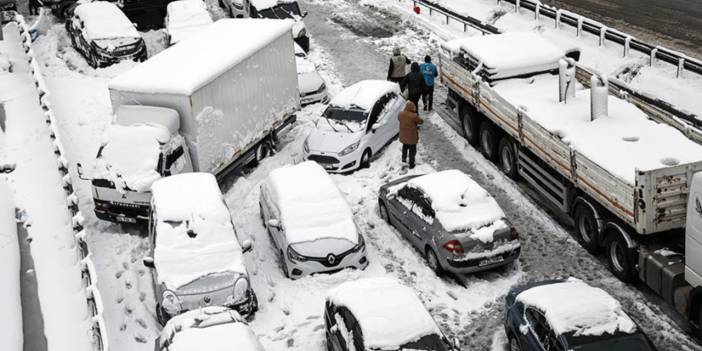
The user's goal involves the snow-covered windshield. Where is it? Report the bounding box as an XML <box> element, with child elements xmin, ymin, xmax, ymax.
<box><xmin>324</xmin><ymin>106</ymin><xmax>367</xmax><ymax>123</ymax></box>
<box><xmin>258</xmin><ymin>3</ymin><xmax>301</xmax><ymax>19</ymax></box>
<box><xmin>395</xmin><ymin>334</ymin><xmax>450</xmax><ymax>351</ymax></box>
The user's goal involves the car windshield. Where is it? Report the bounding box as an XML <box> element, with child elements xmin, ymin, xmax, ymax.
<box><xmin>390</xmin><ymin>333</ymin><xmax>451</xmax><ymax>351</ymax></box>
<box><xmin>567</xmin><ymin>333</ymin><xmax>654</xmax><ymax>351</ymax></box>
<box><xmin>324</xmin><ymin>106</ymin><xmax>367</xmax><ymax>123</ymax></box>
<box><xmin>257</xmin><ymin>3</ymin><xmax>301</xmax><ymax>19</ymax></box>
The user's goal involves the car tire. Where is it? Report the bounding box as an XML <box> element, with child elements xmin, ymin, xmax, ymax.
<box><xmin>479</xmin><ymin>122</ymin><xmax>498</xmax><ymax>161</ymax></box>
<box><xmin>360</xmin><ymin>149</ymin><xmax>372</xmax><ymax>169</ymax></box>
<box><xmin>573</xmin><ymin>203</ymin><xmax>600</xmax><ymax>253</ymax></box>
<box><xmin>498</xmin><ymin>137</ymin><xmax>518</xmax><ymax>179</ymax></box>
<box><xmin>378</xmin><ymin>200</ymin><xmax>389</xmax><ymax>223</ymax></box>
<box><xmin>604</xmin><ymin>229</ymin><xmax>636</xmax><ymax>283</ymax></box>
<box><xmin>507</xmin><ymin>333</ymin><xmax>520</xmax><ymax>351</ymax></box>
<box><xmin>426</xmin><ymin>247</ymin><xmax>444</xmax><ymax>276</ymax></box>
<box><xmin>460</xmin><ymin>105</ymin><xmax>480</xmax><ymax>145</ymax></box>
<box><xmin>156</xmin><ymin>304</ymin><xmax>171</xmax><ymax>326</ymax></box>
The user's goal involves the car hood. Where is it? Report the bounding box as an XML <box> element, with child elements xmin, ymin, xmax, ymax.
<box><xmin>298</xmin><ymin>70</ymin><xmax>324</xmax><ymax>94</ymax></box>
<box><xmin>307</xmin><ymin>126</ymin><xmax>362</xmax><ymax>153</ymax></box>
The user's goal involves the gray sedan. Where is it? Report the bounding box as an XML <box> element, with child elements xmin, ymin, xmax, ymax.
<box><xmin>377</xmin><ymin>170</ymin><xmax>521</xmax><ymax>276</ymax></box>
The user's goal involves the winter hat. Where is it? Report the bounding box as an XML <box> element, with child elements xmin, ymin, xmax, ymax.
<box><xmin>393</xmin><ymin>47</ymin><xmax>401</xmax><ymax>56</ymax></box>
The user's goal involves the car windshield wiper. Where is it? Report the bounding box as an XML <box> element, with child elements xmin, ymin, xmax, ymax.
<box><xmin>335</xmin><ymin>119</ymin><xmax>354</xmax><ymax>133</ymax></box>
<box><xmin>324</xmin><ymin>117</ymin><xmax>339</xmax><ymax>133</ymax></box>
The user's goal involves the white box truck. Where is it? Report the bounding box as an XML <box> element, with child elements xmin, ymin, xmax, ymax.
<box><xmin>78</xmin><ymin>19</ymin><xmax>299</xmax><ymax>223</ymax></box>
<box><xmin>440</xmin><ymin>32</ymin><xmax>702</xmax><ymax>336</ymax></box>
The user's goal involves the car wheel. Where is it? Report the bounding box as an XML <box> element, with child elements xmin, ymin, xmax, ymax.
<box><xmin>507</xmin><ymin>333</ymin><xmax>520</xmax><ymax>351</ymax></box>
<box><xmin>479</xmin><ymin>122</ymin><xmax>498</xmax><ymax>161</ymax></box>
<box><xmin>378</xmin><ymin>200</ymin><xmax>389</xmax><ymax>222</ymax></box>
<box><xmin>604</xmin><ymin>229</ymin><xmax>636</xmax><ymax>283</ymax></box>
<box><xmin>573</xmin><ymin>203</ymin><xmax>600</xmax><ymax>253</ymax></box>
<box><xmin>156</xmin><ymin>304</ymin><xmax>170</xmax><ymax>326</ymax></box>
<box><xmin>460</xmin><ymin>105</ymin><xmax>480</xmax><ymax>145</ymax></box>
<box><xmin>426</xmin><ymin>247</ymin><xmax>444</xmax><ymax>276</ymax></box>
<box><xmin>498</xmin><ymin>137</ymin><xmax>518</xmax><ymax>179</ymax></box>
<box><xmin>360</xmin><ymin>149</ymin><xmax>372</xmax><ymax>169</ymax></box>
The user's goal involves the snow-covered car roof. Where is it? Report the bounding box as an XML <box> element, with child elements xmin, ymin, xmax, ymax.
<box><xmin>74</xmin><ymin>2</ymin><xmax>140</xmax><ymax>41</ymax></box>
<box><xmin>264</xmin><ymin>161</ymin><xmax>358</xmax><ymax>246</ymax></box>
<box><xmin>330</xmin><ymin>80</ymin><xmax>401</xmax><ymax>112</ymax></box>
<box><xmin>166</xmin><ymin>0</ymin><xmax>213</xmax><ymax>44</ymax></box>
<box><xmin>151</xmin><ymin>173</ymin><xmax>246</xmax><ymax>290</ymax></box>
<box><xmin>394</xmin><ymin>170</ymin><xmax>506</xmax><ymax>235</ymax></box>
<box><xmin>109</xmin><ymin>19</ymin><xmax>292</xmax><ymax>95</ymax></box>
<box><xmin>160</xmin><ymin>307</ymin><xmax>264</xmax><ymax>351</ymax></box>
<box><xmin>443</xmin><ymin>32</ymin><xmax>564</xmax><ymax>79</ymax></box>
<box><xmin>327</xmin><ymin>278</ymin><xmax>441</xmax><ymax>349</ymax></box>
<box><xmin>250</xmin><ymin>0</ymin><xmax>297</xmax><ymax>11</ymax></box>
<box><xmin>516</xmin><ymin>278</ymin><xmax>637</xmax><ymax>337</ymax></box>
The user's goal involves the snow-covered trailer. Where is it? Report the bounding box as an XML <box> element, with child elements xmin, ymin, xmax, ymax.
<box><xmin>440</xmin><ymin>32</ymin><xmax>702</xmax><ymax>335</ymax></box>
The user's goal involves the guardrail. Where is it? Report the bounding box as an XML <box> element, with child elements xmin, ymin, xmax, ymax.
<box><xmin>413</xmin><ymin>0</ymin><xmax>702</xmax><ymax>79</ymax></box>
<box><xmin>2</xmin><ymin>12</ymin><xmax>109</xmax><ymax>351</ymax></box>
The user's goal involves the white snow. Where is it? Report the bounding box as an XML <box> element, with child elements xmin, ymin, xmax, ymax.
<box><xmin>166</xmin><ymin>0</ymin><xmax>214</xmax><ymax>45</ymax></box>
<box><xmin>151</xmin><ymin>173</ymin><xmax>246</xmax><ymax>290</ymax></box>
<box><xmin>74</xmin><ymin>2</ymin><xmax>140</xmax><ymax>41</ymax></box>
<box><xmin>161</xmin><ymin>307</ymin><xmax>264</xmax><ymax>351</ymax></box>
<box><xmin>263</xmin><ymin>161</ymin><xmax>359</xmax><ymax>246</ymax></box>
<box><xmin>516</xmin><ymin>278</ymin><xmax>637</xmax><ymax>337</ymax></box>
<box><xmin>251</xmin><ymin>0</ymin><xmax>296</xmax><ymax>11</ymax></box>
<box><xmin>330</xmin><ymin>80</ymin><xmax>400</xmax><ymax>111</ymax></box>
<box><xmin>327</xmin><ymin>277</ymin><xmax>441</xmax><ymax>349</ymax></box>
<box><xmin>109</xmin><ymin>19</ymin><xmax>292</xmax><ymax>95</ymax></box>
<box><xmin>0</xmin><ymin>179</ymin><xmax>22</xmax><ymax>351</ymax></box>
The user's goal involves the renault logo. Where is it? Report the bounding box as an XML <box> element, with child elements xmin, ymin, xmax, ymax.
<box><xmin>327</xmin><ymin>254</ymin><xmax>336</xmax><ymax>265</ymax></box>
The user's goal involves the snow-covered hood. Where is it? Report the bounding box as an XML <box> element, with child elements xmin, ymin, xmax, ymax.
<box><xmin>169</xmin><ymin>23</ymin><xmax>210</xmax><ymax>45</ymax></box>
<box><xmin>306</xmin><ymin>124</ymin><xmax>362</xmax><ymax>153</ymax></box>
<box><xmin>297</xmin><ymin>58</ymin><xmax>324</xmax><ymax>93</ymax></box>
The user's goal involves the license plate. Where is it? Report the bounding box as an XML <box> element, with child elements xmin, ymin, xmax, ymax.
<box><xmin>479</xmin><ymin>256</ymin><xmax>504</xmax><ymax>267</ymax></box>
<box><xmin>116</xmin><ymin>216</ymin><xmax>137</xmax><ymax>224</ymax></box>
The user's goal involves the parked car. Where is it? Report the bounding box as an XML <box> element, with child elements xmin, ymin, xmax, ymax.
<box><xmin>154</xmin><ymin>307</ymin><xmax>265</xmax><ymax>351</ymax></box>
<box><xmin>143</xmin><ymin>173</ymin><xmax>258</xmax><ymax>325</ymax></box>
<box><xmin>219</xmin><ymin>0</ymin><xmax>246</xmax><ymax>18</ymax></box>
<box><xmin>66</xmin><ymin>2</ymin><xmax>147</xmax><ymax>68</ymax></box>
<box><xmin>230</xmin><ymin>0</ymin><xmax>310</xmax><ymax>52</ymax></box>
<box><xmin>325</xmin><ymin>277</ymin><xmax>459</xmax><ymax>351</ymax></box>
<box><xmin>303</xmin><ymin>80</ymin><xmax>404</xmax><ymax>173</ymax></box>
<box><xmin>295</xmin><ymin>43</ymin><xmax>328</xmax><ymax>106</ymax></box>
<box><xmin>259</xmin><ymin>161</ymin><xmax>369</xmax><ymax>279</ymax></box>
<box><xmin>165</xmin><ymin>0</ymin><xmax>213</xmax><ymax>45</ymax></box>
<box><xmin>504</xmin><ymin>278</ymin><xmax>658</xmax><ymax>351</ymax></box>
<box><xmin>0</xmin><ymin>0</ymin><xmax>17</xmax><ymax>24</ymax></box>
<box><xmin>378</xmin><ymin>170</ymin><xmax>521</xmax><ymax>275</ymax></box>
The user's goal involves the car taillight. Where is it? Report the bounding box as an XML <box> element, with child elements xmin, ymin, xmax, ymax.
<box><xmin>510</xmin><ymin>227</ymin><xmax>519</xmax><ymax>240</ymax></box>
<box><xmin>443</xmin><ymin>240</ymin><xmax>464</xmax><ymax>253</ymax></box>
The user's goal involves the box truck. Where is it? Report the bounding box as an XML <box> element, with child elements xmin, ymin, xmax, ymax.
<box><xmin>78</xmin><ymin>19</ymin><xmax>299</xmax><ymax>223</ymax></box>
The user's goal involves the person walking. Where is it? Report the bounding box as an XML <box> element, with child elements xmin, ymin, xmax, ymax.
<box><xmin>387</xmin><ymin>47</ymin><xmax>410</xmax><ymax>85</ymax></box>
<box><xmin>404</xmin><ymin>62</ymin><xmax>426</xmax><ymax>110</ymax></box>
<box><xmin>398</xmin><ymin>101</ymin><xmax>424</xmax><ymax>169</ymax></box>
<box><xmin>420</xmin><ymin>55</ymin><xmax>438</xmax><ymax>111</ymax></box>
<box><xmin>28</xmin><ymin>0</ymin><xmax>41</xmax><ymax>16</ymax></box>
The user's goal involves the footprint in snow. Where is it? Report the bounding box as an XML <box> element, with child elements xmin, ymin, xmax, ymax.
<box><xmin>306</xmin><ymin>315</ymin><xmax>320</xmax><ymax>320</ymax></box>
<box><xmin>287</xmin><ymin>339</ymin><xmax>294</xmax><ymax>347</ymax></box>
<box><xmin>122</xmin><ymin>262</ymin><xmax>129</xmax><ymax>270</ymax></box>
<box><xmin>119</xmin><ymin>323</ymin><xmax>127</xmax><ymax>332</ymax></box>
<box><xmin>134</xmin><ymin>335</ymin><xmax>147</xmax><ymax>344</ymax></box>
<box><xmin>312</xmin><ymin>324</ymin><xmax>325</xmax><ymax>332</ymax></box>
<box><xmin>135</xmin><ymin>318</ymin><xmax>148</xmax><ymax>329</ymax></box>
<box><xmin>116</xmin><ymin>296</ymin><xmax>124</xmax><ymax>304</ymax></box>
<box><xmin>139</xmin><ymin>292</ymin><xmax>146</xmax><ymax>302</ymax></box>
<box><xmin>125</xmin><ymin>281</ymin><xmax>133</xmax><ymax>290</ymax></box>
<box><xmin>124</xmin><ymin>305</ymin><xmax>133</xmax><ymax>316</ymax></box>
<box><xmin>268</xmin><ymin>292</ymin><xmax>276</xmax><ymax>303</ymax></box>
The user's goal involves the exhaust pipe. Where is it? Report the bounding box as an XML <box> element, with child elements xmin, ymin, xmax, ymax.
<box><xmin>590</xmin><ymin>73</ymin><xmax>609</xmax><ymax>121</ymax></box>
<box><xmin>558</xmin><ymin>58</ymin><xmax>576</xmax><ymax>103</ymax></box>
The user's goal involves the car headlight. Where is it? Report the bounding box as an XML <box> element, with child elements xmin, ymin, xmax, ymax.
<box><xmin>338</xmin><ymin>141</ymin><xmax>360</xmax><ymax>157</ymax></box>
<box><xmin>232</xmin><ymin>277</ymin><xmax>250</xmax><ymax>304</ymax></box>
<box><xmin>297</xmin><ymin>27</ymin><xmax>307</xmax><ymax>38</ymax></box>
<box><xmin>303</xmin><ymin>138</ymin><xmax>310</xmax><ymax>153</ymax></box>
<box><xmin>287</xmin><ymin>245</ymin><xmax>306</xmax><ymax>262</ymax></box>
<box><xmin>161</xmin><ymin>290</ymin><xmax>182</xmax><ymax>314</ymax></box>
<box><xmin>352</xmin><ymin>234</ymin><xmax>365</xmax><ymax>252</ymax></box>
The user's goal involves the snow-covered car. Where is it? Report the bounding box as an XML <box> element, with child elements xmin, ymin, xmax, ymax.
<box><xmin>249</xmin><ymin>0</ymin><xmax>309</xmax><ymax>52</ymax></box>
<box><xmin>165</xmin><ymin>0</ymin><xmax>213</xmax><ymax>45</ymax></box>
<box><xmin>295</xmin><ymin>43</ymin><xmax>328</xmax><ymax>106</ymax></box>
<box><xmin>325</xmin><ymin>278</ymin><xmax>459</xmax><ymax>351</ymax></box>
<box><xmin>154</xmin><ymin>306</ymin><xmax>265</xmax><ymax>351</ymax></box>
<box><xmin>0</xmin><ymin>0</ymin><xmax>17</xmax><ymax>24</ymax></box>
<box><xmin>303</xmin><ymin>80</ymin><xmax>404</xmax><ymax>173</ymax></box>
<box><xmin>219</xmin><ymin>0</ymin><xmax>246</xmax><ymax>18</ymax></box>
<box><xmin>143</xmin><ymin>173</ymin><xmax>257</xmax><ymax>324</ymax></box>
<box><xmin>504</xmin><ymin>278</ymin><xmax>658</xmax><ymax>351</ymax></box>
<box><xmin>378</xmin><ymin>170</ymin><xmax>521</xmax><ymax>275</ymax></box>
<box><xmin>65</xmin><ymin>2</ymin><xmax>147</xmax><ymax>68</ymax></box>
<box><xmin>259</xmin><ymin>161</ymin><xmax>369</xmax><ymax>279</ymax></box>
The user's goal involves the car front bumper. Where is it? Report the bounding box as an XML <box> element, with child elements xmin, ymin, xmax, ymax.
<box><xmin>303</xmin><ymin>148</ymin><xmax>361</xmax><ymax>174</ymax></box>
<box><xmin>444</xmin><ymin>240</ymin><xmax>521</xmax><ymax>274</ymax></box>
<box><xmin>94</xmin><ymin>45</ymin><xmax>147</xmax><ymax>67</ymax></box>
<box><xmin>286</xmin><ymin>248</ymin><xmax>369</xmax><ymax>279</ymax></box>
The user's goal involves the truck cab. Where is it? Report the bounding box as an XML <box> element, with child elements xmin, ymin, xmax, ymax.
<box><xmin>245</xmin><ymin>0</ymin><xmax>309</xmax><ymax>52</ymax></box>
<box><xmin>79</xmin><ymin>105</ymin><xmax>193</xmax><ymax>223</ymax></box>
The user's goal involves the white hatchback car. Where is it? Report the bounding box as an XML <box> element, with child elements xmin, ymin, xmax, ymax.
<box><xmin>259</xmin><ymin>161</ymin><xmax>369</xmax><ymax>279</ymax></box>
<box><xmin>295</xmin><ymin>44</ymin><xmax>328</xmax><ymax>106</ymax></box>
<box><xmin>303</xmin><ymin>80</ymin><xmax>404</xmax><ymax>173</ymax></box>
<box><xmin>165</xmin><ymin>0</ymin><xmax>213</xmax><ymax>45</ymax></box>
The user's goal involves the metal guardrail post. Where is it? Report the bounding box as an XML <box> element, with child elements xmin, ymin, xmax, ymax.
<box><xmin>650</xmin><ymin>47</ymin><xmax>658</xmax><ymax>66</ymax></box>
<box><xmin>678</xmin><ymin>58</ymin><xmax>685</xmax><ymax>78</ymax></box>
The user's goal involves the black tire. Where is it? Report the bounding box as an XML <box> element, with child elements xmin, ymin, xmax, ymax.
<box><xmin>251</xmin><ymin>140</ymin><xmax>272</xmax><ymax>166</ymax></box>
<box><xmin>426</xmin><ymin>247</ymin><xmax>444</xmax><ymax>276</ymax></box>
<box><xmin>378</xmin><ymin>200</ymin><xmax>389</xmax><ymax>223</ymax></box>
<box><xmin>479</xmin><ymin>122</ymin><xmax>498</xmax><ymax>161</ymax></box>
<box><xmin>156</xmin><ymin>304</ymin><xmax>171</xmax><ymax>326</ymax></box>
<box><xmin>460</xmin><ymin>105</ymin><xmax>480</xmax><ymax>145</ymax></box>
<box><xmin>498</xmin><ymin>137</ymin><xmax>518</xmax><ymax>179</ymax></box>
<box><xmin>507</xmin><ymin>333</ymin><xmax>520</xmax><ymax>351</ymax></box>
<box><xmin>360</xmin><ymin>149</ymin><xmax>372</xmax><ymax>169</ymax></box>
<box><xmin>604</xmin><ymin>229</ymin><xmax>636</xmax><ymax>283</ymax></box>
<box><xmin>573</xmin><ymin>203</ymin><xmax>600</xmax><ymax>253</ymax></box>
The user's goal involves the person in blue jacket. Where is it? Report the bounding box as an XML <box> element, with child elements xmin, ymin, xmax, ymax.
<box><xmin>419</xmin><ymin>55</ymin><xmax>438</xmax><ymax>111</ymax></box>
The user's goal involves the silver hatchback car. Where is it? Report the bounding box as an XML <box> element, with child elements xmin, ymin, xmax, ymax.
<box><xmin>378</xmin><ymin>170</ymin><xmax>521</xmax><ymax>275</ymax></box>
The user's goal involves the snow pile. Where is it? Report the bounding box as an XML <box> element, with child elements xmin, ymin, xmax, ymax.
<box><xmin>166</xmin><ymin>0</ymin><xmax>213</xmax><ymax>44</ymax></box>
<box><xmin>494</xmin><ymin>75</ymin><xmax>702</xmax><ymax>184</ymax></box>
<box><xmin>444</xmin><ymin>32</ymin><xmax>565</xmax><ymax>79</ymax></box>
<box><xmin>516</xmin><ymin>278</ymin><xmax>637</xmax><ymax>336</ymax></box>
<box><xmin>251</xmin><ymin>0</ymin><xmax>296</xmax><ymax>11</ymax></box>
<box><xmin>161</xmin><ymin>307</ymin><xmax>264</xmax><ymax>351</ymax></box>
<box><xmin>403</xmin><ymin>170</ymin><xmax>507</xmax><ymax>235</ymax></box>
<box><xmin>151</xmin><ymin>173</ymin><xmax>246</xmax><ymax>289</ymax></box>
<box><xmin>327</xmin><ymin>278</ymin><xmax>441</xmax><ymax>349</ymax></box>
<box><xmin>109</xmin><ymin>19</ymin><xmax>293</xmax><ymax>95</ymax></box>
<box><xmin>330</xmin><ymin>80</ymin><xmax>400</xmax><ymax>111</ymax></box>
<box><xmin>264</xmin><ymin>161</ymin><xmax>358</xmax><ymax>245</ymax></box>
<box><xmin>0</xmin><ymin>179</ymin><xmax>22</xmax><ymax>351</ymax></box>
<box><xmin>74</xmin><ymin>2</ymin><xmax>140</xmax><ymax>41</ymax></box>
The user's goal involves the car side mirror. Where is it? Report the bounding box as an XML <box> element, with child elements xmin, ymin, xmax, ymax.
<box><xmin>143</xmin><ymin>257</ymin><xmax>155</xmax><ymax>268</ymax></box>
<box><xmin>268</xmin><ymin>219</ymin><xmax>281</xmax><ymax>229</ymax></box>
<box><xmin>302</xmin><ymin>11</ymin><xmax>308</xmax><ymax>18</ymax></box>
<box><xmin>371</xmin><ymin>122</ymin><xmax>382</xmax><ymax>132</ymax></box>
<box><xmin>241</xmin><ymin>239</ymin><xmax>253</xmax><ymax>253</ymax></box>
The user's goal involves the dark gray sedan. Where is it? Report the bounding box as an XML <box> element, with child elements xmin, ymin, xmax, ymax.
<box><xmin>377</xmin><ymin>170</ymin><xmax>520</xmax><ymax>275</ymax></box>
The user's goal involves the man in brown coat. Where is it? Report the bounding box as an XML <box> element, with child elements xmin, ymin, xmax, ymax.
<box><xmin>398</xmin><ymin>101</ymin><xmax>424</xmax><ymax>169</ymax></box>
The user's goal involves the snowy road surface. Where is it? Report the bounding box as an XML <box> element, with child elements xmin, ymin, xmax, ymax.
<box><xmin>15</xmin><ymin>1</ymin><xmax>702</xmax><ymax>351</ymax></box>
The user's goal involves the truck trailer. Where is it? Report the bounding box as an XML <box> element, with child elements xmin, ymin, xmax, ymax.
<box><xmin>440</xmin><ymin>31</ymin><xmax>702</xmax><ymax>336</ymax></box>
<box><xmin>79</xmin><ymin>19</ymin><xmax>299</xmax><ymax>223</ymax></box>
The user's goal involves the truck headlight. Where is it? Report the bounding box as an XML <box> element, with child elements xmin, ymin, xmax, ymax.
<box><xmin>161</xmin><ymin>290</ymin><xmax>181</xmax><ymax>314</ymax></box>
<box><xmin>338</xmin><ymin>141</ymin><xmax>360</xmax><ymax>156</ymax></box>
<box><xmin>232</xmin><ymin>277</ymin><xmax>250</xmax><ymax>304</ymax></box>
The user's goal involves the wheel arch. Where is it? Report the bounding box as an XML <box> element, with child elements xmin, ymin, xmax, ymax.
<box><xmin>571</xmin><ymin>196</ymin><xmax>605</xmax><ymax>245</ymax></box>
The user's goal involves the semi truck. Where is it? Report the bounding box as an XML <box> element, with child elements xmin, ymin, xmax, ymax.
<box><xmin>440</xmin><ymin>31</ymin><xmax>702</xmax><ymax>335</ymax></box>
<box><xmin>78</xmin><ymin>19</ymin><xmax>299</xmax><ymax>223</ymax></box>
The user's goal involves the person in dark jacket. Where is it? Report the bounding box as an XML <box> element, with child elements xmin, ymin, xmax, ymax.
<box><xmin>398</xmin><ymin>101</ymin><xmax>424</xmax><ymax>169</ymax></box>
<box><xmin>28</xmin><ymin>0</ymin><xmax>41</xmax><ymax>15</ymax></box>
<box><xmin>420</xmin><ymin>55</ymin><xmax>438</xmax><ymax>111</ymax></box>
<box><xmin>387</xmin><ymin>47</ymin><xmax>411</xmax><ymax>84</ymax></box>
<box><xmin>404</xmin><ymin>62</ymin><xmax>426</xmax><ymax>110</ymax></box>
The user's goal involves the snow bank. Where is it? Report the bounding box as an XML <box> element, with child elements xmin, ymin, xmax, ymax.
<box><xmin>109</xmin><ymin>19</ymin><xmax>293</xmax><ymax>95</ymax></box>
<box><xmin>166</xmin><ymin>0</ymin><xmax>213</xmax><ymax>44</ymax></box>
<box><xmin>0</xmin><ymin>179</ymin><xmax>22</xmax><ymax>351</ymax></box>
<box><xmin>327</xmin><ymin>277</ymin><xmax>441</xmax><ymax>349</ymax></box>
<box><xmin>151</xmin><ymin>173</ymin><xmax>246</xmax><ymax>289</ymax></box>
<box><xmin>161</xmin><ymin>307</ymin><xmax>264</xmax><ymax>351</ymax></box>
<box><xmin>264</xmin><ymin>161</ymin><xmax>358</xmax><ymax>246</ymax></box>
<box><xmin>330</xmin><ymin>80</ymin><xmax>400</xmax><ymax>111</ymax></box>
<box><xmin>517</xmin><ymin>278</ymin><xmax>637</xmax><ymax>336</ymax></box>
<box><xmin>74</xmin><ymin>2</ymin><xmax>140</xmax><ymax>41</ymax></box>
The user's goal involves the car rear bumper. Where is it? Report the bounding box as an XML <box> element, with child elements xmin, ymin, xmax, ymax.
<box><xmin>93</xmin><ymin>199</ymin><xmax>150</xmax><ymax>223</ymax></box>
<box><xmin>444</xmin><ymin>241</ymin><xmax>521</xmax><ymax>274</ymax></box>
<box><xmin>286</xmin><ymin>248</ymin><xmax>369</xmax><ymax>279</ymax></box>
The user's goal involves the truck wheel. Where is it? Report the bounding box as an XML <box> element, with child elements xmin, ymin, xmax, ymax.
<box><xmin>251</xmin><ymin>140</ymin><xmax>271</xmax><ymax>166</ymax></box>
<box><xmin>604</xmin><ymin>230</ymin><xmax>636</xmax><ymax>283</ymax></box>
<box><xmin>498</xmin><ymin>137</ymin><xmax>518</xmax><ymax>179</ymax></box>
<box><xmin>460</xmin><ymin>105</ymin><xmax>480</xmax><ymax>145</ymax></box>
<box><xmin>479</xmin><ymin>123</ymin><xmax>498</xmax><ymax>161</ymax></box>
<box><xmin>573</xmin><ymin>202</ymin><xmax>600</xmax><ymax>253</ymax></box>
